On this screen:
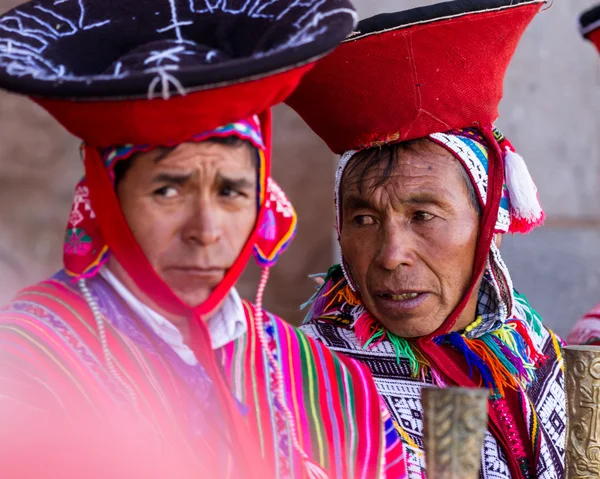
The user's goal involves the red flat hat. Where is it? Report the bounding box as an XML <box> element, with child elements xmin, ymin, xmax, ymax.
<box><xmin>581</xmin><ymin>4</ymin><xmax>600</xmax><ymax>53</ymax></box>
<box><xmin>286</xmin><ymin>0</ymin><xmax>546</xmax><ymax>154</ymax></box>
<box><xmin>0</xmin><ymin>0</ymin><xmax>357</xmax><ymax>147</ymax></box>
<box><xmin>287</xmin><ymin>6</ymin><xmax>549</xmax><ymax>460</ymax></box>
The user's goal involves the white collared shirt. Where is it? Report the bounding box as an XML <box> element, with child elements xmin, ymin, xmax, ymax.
<box><xmin>99</xmin><ymin>267</ymin><xmax>247</xmax><ymax>365</ymax></box>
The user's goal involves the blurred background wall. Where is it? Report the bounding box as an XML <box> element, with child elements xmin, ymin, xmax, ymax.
<box><xmin>0</xmin><ymin>0</ymin><xmax>599</xmax><ymax>338</ymax></box>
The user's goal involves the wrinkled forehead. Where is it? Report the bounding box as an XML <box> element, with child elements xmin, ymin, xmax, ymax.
<box><xmin>137</xmin><ymin>139</ymin><xmax>258</xmax><ymax>165</ymax></box>
<box><xmin>110</xmin><ymin>140</ymin><xmax>261</xmax><ymax>190</ymax></box>
<box><xmin>339</xmin><ymin>138</ymin><xmax>469</xmax><ymax>199</ymax></box>
<box><xmin>101</xmin><ymin>119</ymin><xmax>265</xmax><ymax>183</ymax></box>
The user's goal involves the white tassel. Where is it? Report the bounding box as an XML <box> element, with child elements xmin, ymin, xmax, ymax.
<box><xmin>503</xmin><ymin>147</ymin><xmax>543</xmax><ymax>223</ymax></box>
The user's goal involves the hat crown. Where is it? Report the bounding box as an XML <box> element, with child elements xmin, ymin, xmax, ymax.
<box><xmin>106</xmin><ymin>39</ymin><xmax>231</xmax><ymax>75</ymax></box>
<box><xmin>286</xmin><ymin>0</ymin><xmax>545</xmax><ymax>154</ymax></box>
<box><xmin>580</xmin><ymin>4</ymin><xmax>600</xmax><ymax>34</ymax></box>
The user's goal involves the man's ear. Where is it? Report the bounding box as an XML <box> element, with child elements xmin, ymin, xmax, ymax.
<box><xmin>495</xmin><ymin>233</ymin><xmax>503</xmax><ymax>249</ymax></box>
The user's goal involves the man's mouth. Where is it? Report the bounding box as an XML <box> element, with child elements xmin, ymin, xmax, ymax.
<box><xmin>174</xmin><ymin>267</ymin><xmax>222</xmax><ymax>272</ymax></box>
<box><xmin>388</xmin><ymin>292</ymin><xmax>420</xmax><ymax>301</ymax></box>
<box><xmin>373</xmin><ymin>290</ymin><xmax>430</xmax><ymax>313</ymax></box>
<box><xmin>376</xmin><ymin>289</ymin><xmax>427</xmax><ymax>299</ymax></box>
<box><xmin>165</xmin><ymin>267</ymin><xmax>226</xmax><ymax>282</ymax></box>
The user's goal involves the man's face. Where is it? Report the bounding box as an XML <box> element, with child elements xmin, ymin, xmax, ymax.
<box><xmin>116</xmin><ymin>141</ymin><xmax>257</xmax><ymax>308</ymax></box>
<box><xmin>339</xmin><ymin>140</ymin><xmax>480</xmax><ymax>338</ymax></box>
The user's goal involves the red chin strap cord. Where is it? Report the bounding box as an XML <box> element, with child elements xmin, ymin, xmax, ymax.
<box><xmin>83</xmin><ymin>115</ymin><xmax>274</xmax><ymax>478</ymax></box>
<box><xmin>421</xmin><ymin>125</ymin><xmax>502</xmax><ymax>341</ymax></box>
<box><xmin>417</xmin><ymin>125</ymin><xmax>502</xmax><ymax>388</ymax></box>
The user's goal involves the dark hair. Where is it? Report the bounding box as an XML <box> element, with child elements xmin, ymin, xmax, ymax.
<box><xmin>112</xmin><ymin>136</ymin><xmax>257</xmax><ymax>188</ymax></box>
<box><xmin>343</xmin><ymin>139</ymin><xmax>482</xmax><ymax>216</ymax></box>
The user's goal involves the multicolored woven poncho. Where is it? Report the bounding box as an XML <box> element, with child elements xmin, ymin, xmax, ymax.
<box><xmin>0</xmin><ymin>268</ymin><xmax>406</xmax><ymax>478</ymax></box>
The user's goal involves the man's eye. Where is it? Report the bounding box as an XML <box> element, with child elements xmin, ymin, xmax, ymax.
<box><xmin>220</xmin><ymin>187</ymin><xmax>244</xmax><ymax>198</ymax></box>
<box><xmin>154</xmin><ymin>186</ymin><xmax>178</xmax><ymax>198</ymax></box>
<box><xmin>353</xmin><ymin>215</ymin><xmax>376</xmax><ymax>226</ymax></box>
<box><xmin>413</xmin><ymin>211</ymin><xmax>435</xmax><ymax>222</ymax></box>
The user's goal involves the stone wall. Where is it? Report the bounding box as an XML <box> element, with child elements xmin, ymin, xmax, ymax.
<box><xmin>0</xmin><ymin>80</ymin><xmax>82</xmax><ymax>308</ymax></box>
<box><xmin>1</xmin><ymin>0</ymin><xmax>599</xmax><ymax>334</ymax></box>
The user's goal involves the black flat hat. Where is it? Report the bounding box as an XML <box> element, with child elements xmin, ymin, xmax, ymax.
<box><xmin>0</xmin><ymin>0</ymin><xmax>357</xmax><ymax>146</ymax></box>
<box><xmin>0</xmin><ymin>0</ymin><xmax>357</xmax><ymax>99</ymax></box>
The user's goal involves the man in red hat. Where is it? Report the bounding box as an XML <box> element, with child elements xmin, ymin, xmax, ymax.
<box><xmin>0</xmin><ymin>1</ymin><xmax>406</xmax><ymax>478</ymax></box>
<box><xmin>288</xmin><ymin>1</ymin><xmax>565</xmax><ymax>478</ymax></box>
<box><xmin>567</xmin><ymin>4</ymin><xmax>600</xmax><ymax>346</ymax></box>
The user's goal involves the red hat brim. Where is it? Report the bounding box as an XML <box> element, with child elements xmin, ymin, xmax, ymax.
<box><xmin>36</xmin><ymin>65</ymin><xmax>312</xmax><ymax>148</ymax></box>
<box><xmin>286</xmin><ymin>0</ymin><xmax>545</xmax><ymax>154</ymax></box>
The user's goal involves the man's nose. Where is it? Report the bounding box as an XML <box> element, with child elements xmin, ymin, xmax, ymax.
<box><xmin>375</xmin><ymin>224</ymin><xmax>416</xmax><ymax>271</ymax></box>
<box><xmin>183</xmin><ymin>198</ymin><xmax>222</xmax><ymax>246</ymax></box>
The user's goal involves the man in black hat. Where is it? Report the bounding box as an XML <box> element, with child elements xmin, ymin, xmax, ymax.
<box><xmin>0</xmin><ymin>1</ymin><xmax>407</xmax><ymax>477</ymax></box>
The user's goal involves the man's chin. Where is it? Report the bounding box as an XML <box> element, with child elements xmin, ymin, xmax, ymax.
<box><xmin>366</xmin><ymin>294</ymin><xmax>442</xmax><ymax>338</ymax></box>
<box><xmin>169</xmin><ymin>289</ymin><xmax>212</xmax><ymax>309</ymax></box>
<box><xmin>162</xmin><ymin>274</ymin><xmax>222</xmax><ymax>309</ymax></box>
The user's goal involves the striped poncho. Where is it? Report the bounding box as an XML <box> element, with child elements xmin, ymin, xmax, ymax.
<box><xmin>0</xmin><ymin>271</ymin><xmax>406</xmax><ymax>478</ymax></box>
